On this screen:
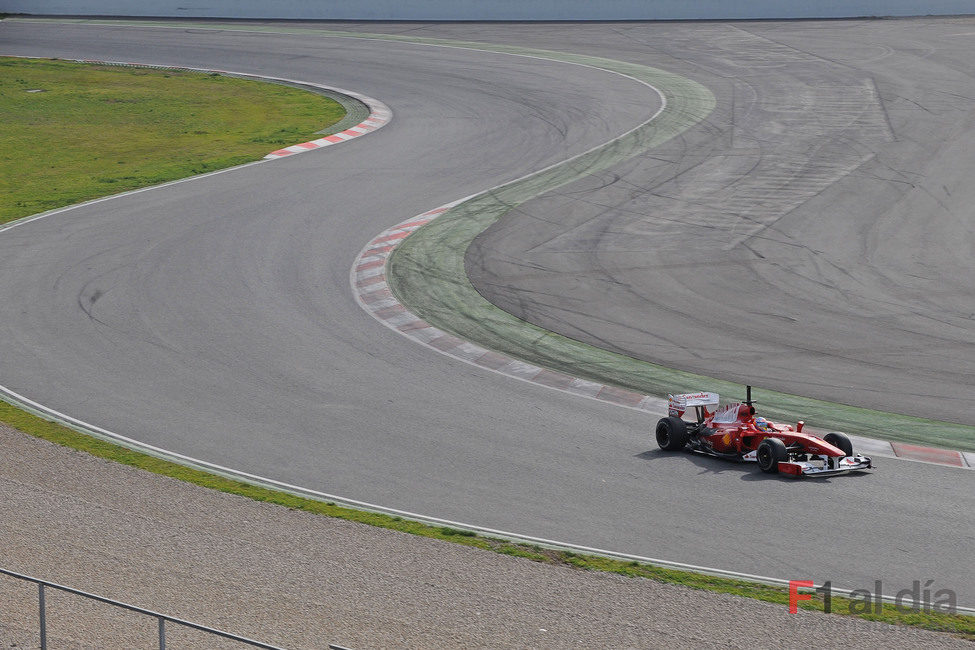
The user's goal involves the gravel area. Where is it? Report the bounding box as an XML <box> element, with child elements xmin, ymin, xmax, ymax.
<box><xmin>0</xmin><ymin>424</ymin><xmax>968</xmax><ymax>649</ymax></box>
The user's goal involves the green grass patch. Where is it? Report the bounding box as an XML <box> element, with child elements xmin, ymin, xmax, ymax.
<box><xmin>2</xmin><ymin>397</ymin><xmax>972</xmax><ymax>639</ymax></box>
<box><xmin>0</xmin><ymin>57</ymin><xmax>345</xmax><ymax>223</ymax></box>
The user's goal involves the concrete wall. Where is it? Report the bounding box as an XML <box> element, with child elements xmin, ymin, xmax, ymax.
<box><xmin>2</xmin><ymin>0</ymin><xmax>973</xmax><ymax>21</ymax></box>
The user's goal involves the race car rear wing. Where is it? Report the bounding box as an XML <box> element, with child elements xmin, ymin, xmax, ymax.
<box><xmin>668</xmin><ymin>392</ymin><xmax>719</xmax><ymax>419</ymax></box>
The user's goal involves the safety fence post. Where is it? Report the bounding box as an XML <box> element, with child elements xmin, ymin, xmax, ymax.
<box><xmin>38</xmin><ymin>582</ymin><xmax>47</xmax><ymax>650</ymax></box>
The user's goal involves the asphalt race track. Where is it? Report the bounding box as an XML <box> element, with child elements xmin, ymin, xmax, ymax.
<box><xmin>1</xmin><ymin>19</ymin><xmax>973</xmax><ymax>606</ymax></box>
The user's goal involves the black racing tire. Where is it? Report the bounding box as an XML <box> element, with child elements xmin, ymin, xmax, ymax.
<box><xmin>824</xmin><ymin>432</ymin><xmax>854</xmax><ymax>456</ymax></box>
<box><xmin>757</xmin><ymin>437</ymin><xmax>788</xmax><ymax>473</ymax></box>
<box><xmin>655</xmin><ymin>416</ymin><xmax>689</xmax><ymax>451</ymax></box>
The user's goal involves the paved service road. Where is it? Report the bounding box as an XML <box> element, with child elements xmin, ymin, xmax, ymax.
<box><xmin>1</xmin><ymin>19</ymin><xmax>973</xmax><ymax>606</ymax></box>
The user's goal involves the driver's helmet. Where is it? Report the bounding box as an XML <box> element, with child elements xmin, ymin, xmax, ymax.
<box><xmin>754</xmin><ymin>417</ymin><xmax>771</xmax><ymax>431</ymax></box>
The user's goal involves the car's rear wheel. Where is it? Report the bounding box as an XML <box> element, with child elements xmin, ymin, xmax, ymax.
<box><xmin>824</xmin><ymin>432</ymin><xmax>853</xmax><ymax>456</ymax></box>
<box><xmin>655</xmin><ymin>416</ymin><xmax>688</xmax><ymax>451</ymax></box>
<box><xmin>757</xmin><ymin>437</ymin><xmax>788</xmax><ymax>473</ymax></box>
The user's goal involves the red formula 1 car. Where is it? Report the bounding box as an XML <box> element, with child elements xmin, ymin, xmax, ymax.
<box><xmin>654</xmin><ymin>387</ymin><xmax>873</xmax><ymax>477</ymax></box>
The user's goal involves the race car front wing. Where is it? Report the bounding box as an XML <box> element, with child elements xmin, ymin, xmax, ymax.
<box><xmin>777</xmin><ymin>454</ymin><xmax>873</xmax><ymax>477</ymax></box>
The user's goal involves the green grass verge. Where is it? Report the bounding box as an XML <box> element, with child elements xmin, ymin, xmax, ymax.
<box><xmin>2</xmin><ymin>399</ymin><xmax>972</xmax><ymax>639</ymax></box>
<box><xmin>0</xmin><ymin>57</ymin><xmax>346</xmax><ymax>223</ymax></box>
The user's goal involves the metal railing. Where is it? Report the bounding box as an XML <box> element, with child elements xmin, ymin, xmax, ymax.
<box><xmin>0</xmin><ymin>566</ymin><xmax>287</xmax><ymax>649</ymax></box>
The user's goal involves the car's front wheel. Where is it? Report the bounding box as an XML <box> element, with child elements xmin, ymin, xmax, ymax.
<box><xmin>757</xmin><ymin>437</ymin><xmax>788</xmax><ymax>473</ymax></box>
<box><xmin>824</xmin><ymin>432</ymin><xmax>853</xmax><ymax>456</ymax></box>
<box><xmin>655</xmin><ymin>416</ymin><xmax>689</xmax><ymax>451</ymax></box>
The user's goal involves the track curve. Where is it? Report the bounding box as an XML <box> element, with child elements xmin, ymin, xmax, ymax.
<box><xmin>467</xmin><ymin>18</ymin><xmax>975</xmax><ymax>425</ymax></box>
<box><xmin>1</xmin><ymin>19</ymin><xmax>973</xmax><ymax>606</ymax></box>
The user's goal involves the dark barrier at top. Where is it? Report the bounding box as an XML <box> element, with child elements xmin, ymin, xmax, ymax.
<box><xmin>2</xmin><ymin>0</ymin><xmax>974</xmax><ymax>21</ymax></box>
